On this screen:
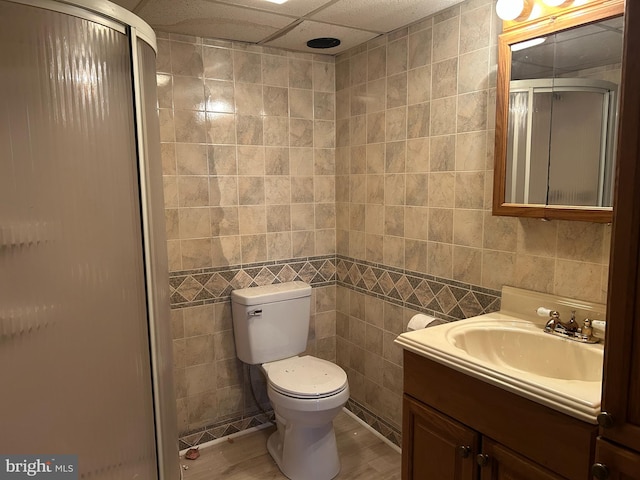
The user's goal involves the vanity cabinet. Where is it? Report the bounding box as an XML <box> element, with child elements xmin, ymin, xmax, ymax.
<box><xmin>403</xmin><ymin>396</ymin><xmax>478</xmax><ymax>480</ymax></box>
<box><xmin>596</xmin><ymin>0</ymin><xmax>640</xmax><ymax>477</ymax></box>
<box><xmin>592</xmin><ymin>439</ymin><xmax>640</xmax><ymax>479</ymax></box>
<box><xmin>402</xmin><ymin>351</ymin><xmax>598</xmax><ymax>480</ymax></box>
<box><xmin>403</xmin><ymin>396</ymin><xmax>565</xmax><ymax>480</ymax></box>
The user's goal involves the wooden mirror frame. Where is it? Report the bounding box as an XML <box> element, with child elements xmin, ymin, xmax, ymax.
<box><xmin>493</xmin><ymin>0</ymin><xmax>624</xmax><ymax>223</ymax></box>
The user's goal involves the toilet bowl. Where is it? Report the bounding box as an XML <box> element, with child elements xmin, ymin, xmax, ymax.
<box><xmin>263</xmin><ymin>355</ymin><xmax>349</xmax><ymax>480</ymax></box>
<box><xmin>230</xmin><ymin>282</ymin><xmax>350</xmax><ymax>480</ymax></box>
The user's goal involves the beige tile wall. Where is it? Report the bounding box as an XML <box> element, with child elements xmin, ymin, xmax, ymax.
<box><xmin>333</xmin><ymin>0</ymin><xmax>612</xmax><ymax>431</ymax></box>
<box><xmin>159</xmin><ymin>0</ymin><xmax>613</xmax><ymax>440</ymax></box>
<box><xmin>336</xmin><ymin>286</ymin><xmax>426</xmax><ymax>429</ymax></box>
<box><xmin>171</xmin><ymin>284</ymin><xmax>336</xmax><ymax>435</ymax></box>
<box><xmin>156</xmin><ymin>35</ymin><xmax>337</xmax><ymax>271</ymax></box>
<box><xmin>334</xmin><ymin>0</ymin><xmax>611</xmax><ymax>304</ymax></box>
<box><xmin>156</xmin><ymin>35</ymin><xmax>338</xmax><ymax>435</ymax></box>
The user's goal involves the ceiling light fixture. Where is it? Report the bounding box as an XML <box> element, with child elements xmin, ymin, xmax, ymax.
<box><xmin>264</xmin><ymin>0</ymin><xmax>288</xmax><ymax>4</ymax></box>
<box><xmin>542</xmin><ymin>0</ymin><xmax>569</xmax><ymax>6</ymax></box>
<box><xmin>496</xmin><ymin>0</ymin><xmax>527</xmax><ymax>21</ymax></box>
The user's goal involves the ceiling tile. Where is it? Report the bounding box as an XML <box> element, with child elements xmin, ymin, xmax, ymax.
<box><xmin>264</xmin><ymin>19</ymin><xmax>378</xmax><ymax>54</ymax></box>
<box><xmin>311</xmin><ymin>0</ymin><xmax>464</xmax><ymax>33</ymax></box>
<box><xmin>122</xmin><ymin>0</ymin><xmax>468</xmax><ymax>54</ymax></box>
<box><xmin>136</xmin><ymin>0</ymin><xmax>294</xmax><ymax>42</ymax></box>
<box><xmin>216</xmin><ymin>0</ymin><xmax>335</xmax><ymax>17</ymax></box>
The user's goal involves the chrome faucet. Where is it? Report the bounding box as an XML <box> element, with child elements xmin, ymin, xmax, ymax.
<box><xmin>538</xmin><ymin>308</ymin><xmax>599</xmax><ymax>344</ymax></box>
<box><xmin>558</xmin><ymin>310</ymin><xmax>580</xmax><ymax>333</ymax></box>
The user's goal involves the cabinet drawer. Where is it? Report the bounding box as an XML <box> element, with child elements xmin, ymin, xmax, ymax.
<box><xmin>593</xmin><ymin>437</ymin><xmax>640</xmax><ymax>479</ymax></box>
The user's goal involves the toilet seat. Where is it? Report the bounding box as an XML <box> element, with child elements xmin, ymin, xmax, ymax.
<box><xmin>263</xmin><ymin>356</ymin><xmax>348</xmax><ymax>399</ymax></box>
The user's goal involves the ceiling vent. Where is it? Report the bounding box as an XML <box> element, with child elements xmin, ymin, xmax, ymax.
<box><xmin>306</xmin><ymin>37</ymin><xmax>341</xmax><ymax>49</ymax></box>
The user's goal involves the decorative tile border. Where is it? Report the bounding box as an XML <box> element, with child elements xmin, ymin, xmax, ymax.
<box><xmin>336</xmin><ymin>255</ymin><xmax>502</xmax><ymax>321</ymax></box>
<box><xmin>345</xmin><ymin>398</ymin><xmax>402</xmax><ymax>447</ymax></box>
<box><xmin>169</xmin><ymin>255</ymin><xmax>336</xmax><ymax>308</ymax></box>
<box><xmin>178</xmin><ymin>411</ymin><xmax>274</xmax><ymax>450</ymax></box>
<box><xmin>169</xmin><ymin>254</ymin><xmax>501</xmax><ymax>320</ymax></box>
<box><xmin>171</xmin><ymin>255</ymin><xmax>502</xmax><ymax>448</ymax></box>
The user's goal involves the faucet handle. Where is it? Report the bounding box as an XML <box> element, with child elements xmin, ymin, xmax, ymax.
<box><xmin>586</xmin><ymin>318</ymin><xmax>606</xmax><ymax>339</ymax></box>
<box><xmin>538</xmin><ymin>307</ymin><xmax>561</xmax><ymax>332</ymax></box>
<box><xmin>582</xmin><ymin>318</ymin><xmax>593</xmax><ymax>337</ymax></box>
<box><xmin>537</xmin><ymin>307</ymin><xmax>559</xmax><ymax>319</ymax></box>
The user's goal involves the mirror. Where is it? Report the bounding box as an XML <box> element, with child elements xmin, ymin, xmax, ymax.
<box><xmin>494</xmin><ymin>1</ymin><xmax>624</xmax><ymax>222</ymax></box>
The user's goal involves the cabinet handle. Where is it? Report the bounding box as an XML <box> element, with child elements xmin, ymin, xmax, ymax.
<box><xmin>591</xmin><ymin>463</ymin><xmax>610</xmax><ymax>480</ymax></box>
<box><xmin>457</xmin><ymin>446</ymin><xmax>471</xmax><ymax>458</ymax></box>
<box><xmin>476</xmin><ymin>454</ymin><xmax>490</xmax><ymax>467</ymax></box>
<box><xmin>597</xmin><ymin>412</ymin><xmax>614</xmax><ymax>429</ymax></box>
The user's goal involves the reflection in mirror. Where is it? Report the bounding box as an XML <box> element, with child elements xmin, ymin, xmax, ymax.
<box><xmin>505</xmin><ymin>16</ymin><xmax>623</xmax><ymax>208</ymax></box>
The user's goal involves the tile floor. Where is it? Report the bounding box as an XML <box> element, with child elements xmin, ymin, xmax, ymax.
<box><xmin>180</xmin><ymin>411</ymin><xmax>402</xmax><ymax>479</ymax></box>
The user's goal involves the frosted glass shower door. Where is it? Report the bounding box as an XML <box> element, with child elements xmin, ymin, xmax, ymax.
<box><xmin>506</xmin><ymin>79</ymin><xmax>617</xmax><ymax>208</ymax></box>
<box><xmin>505</xmin><ymin>90</ymin><xmax>553</xmax><ymax>204</ymax></box>
<box><xmin>0</xmin><ymin>1</ymin><xmax>158</xmax><ymax>478</ymax></box>
<box><xmin>547</xmin><ymin>90</ymin><xmax>609</xmax><ymax>206</ymax></box>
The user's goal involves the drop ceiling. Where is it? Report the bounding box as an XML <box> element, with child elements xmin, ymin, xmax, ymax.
<box><xmin>511</xmin><ymin>16</ymin><xmax>623</xmax><ymax>80</ymax></box>
<box><xmin>111</xmin><ymin>0</ymin><xmax>466</xmax><ymax>54</ymax></box>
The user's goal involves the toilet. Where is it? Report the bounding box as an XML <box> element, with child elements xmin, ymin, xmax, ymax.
<box><xmin>231</xmin><ymin>281</ymin><xmax>349</xmax><ymax>480</ymax></box>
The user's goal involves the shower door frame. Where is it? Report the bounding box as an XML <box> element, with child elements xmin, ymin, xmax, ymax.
<box><xmin>2</xmin><ymin>1</ymin><xmax>179</xmax><ymax>478</ymax></box>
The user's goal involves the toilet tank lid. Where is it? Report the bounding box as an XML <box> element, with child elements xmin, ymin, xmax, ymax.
<box><xmin>231</xmin><ymin>281</ymin><xmax>311</xmax><ymax>306</ymax></box>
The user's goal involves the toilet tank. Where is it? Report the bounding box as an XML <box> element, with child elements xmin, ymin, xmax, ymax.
<box><xmin>231</xmin><ymin>281</ymin><xmax>312</xmax><ymax>364</ymax></box>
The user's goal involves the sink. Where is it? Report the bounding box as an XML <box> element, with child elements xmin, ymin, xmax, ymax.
<box><xmin>447</xmin><ymin>321</ymin><xmax>602</xmax><ymax>382</ymax></box>
<box><xmin>395</xmin><ymin>312</ymin><xmax>604</xmax><ymax>423</ymax></box>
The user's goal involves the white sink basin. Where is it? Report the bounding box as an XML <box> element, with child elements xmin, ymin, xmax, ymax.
<box><xmin>448</xmin><ymin>321</ymin><xmax>602</xmax><ymax>382</ymax></box>
<box><xmin>395</xmin><ymin>312</ymin><xmax>604</xmax><ymax>423</ymax></box>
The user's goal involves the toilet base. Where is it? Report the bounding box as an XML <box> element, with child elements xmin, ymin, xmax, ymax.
<box><xmin>267</xmin><ymin>416</ymin><xmax>340</xmax><ymax>480</ymax></box>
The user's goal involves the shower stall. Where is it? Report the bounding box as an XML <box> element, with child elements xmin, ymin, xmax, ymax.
<box><xmin>0</xmin><ymin>0</ymin><xmax>180</xmax><ymax>478</ymax></box>
<box><xmin>505</xmin><ymin>77</ymin><xmax>618</xmax><ymax>207</ymax></box>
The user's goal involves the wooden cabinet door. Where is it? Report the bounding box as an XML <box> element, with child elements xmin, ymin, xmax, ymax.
<box><xmin>593</xmin><ymin>438</ymin><xmax>640</xmax><ymax>479</ymax></box>
<box><xmin>402</xmin><ymin>395</ymin><xmax>478</xmax><ymax>480</ymax></box>
<box><xmin>479</xmin><ymin>439</ymin><xmax>566</xmax><ymax>480</ymax></box>
<box><xmin>602</xmin><ymin>0</ymin><xmax>640</xmax><ymax>454</ymax></box>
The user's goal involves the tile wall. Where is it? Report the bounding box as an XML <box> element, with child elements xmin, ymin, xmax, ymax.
<box><xmin>170</xmin><ymin>280</ymin><xmax>336</xmax><ymax>439</ymax></box>
<box><xmin>155</xmin><ymin>34</ymin><xmax>340</xmax><ymax>437</ymax></box>
<box><xmin>157</xmin><ymin>0</ymin><xmax>612</xmax><ymax>445</ymax></box>
<box><xmin>332</xmin><ymin>0</ymin><xmax>611</xmax><ymax>432</ymax></box>
<box><xmin>334</xmin><ymin>0</ymin><xmax>611</xmax><ymax>302</ymax></box>
<box><xmin>156</xmin><ymin>35</ymin><xmax>337</xmax><ymax>271</ymax></box>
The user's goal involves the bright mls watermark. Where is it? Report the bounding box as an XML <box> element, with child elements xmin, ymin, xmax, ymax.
<box><xmin>0</xmin><ymin>456</ymin><xmax>77</xmax><ymax>479</ymax></box>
